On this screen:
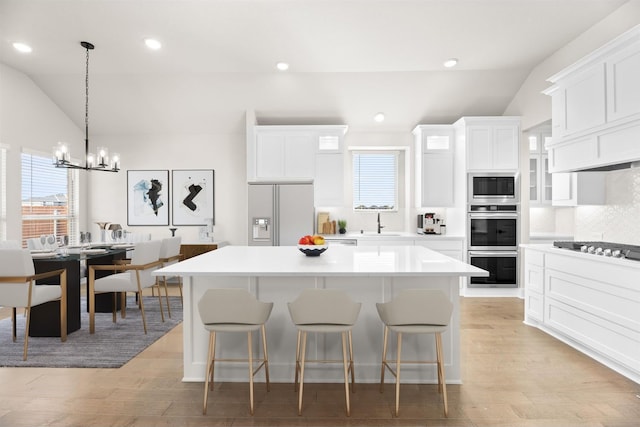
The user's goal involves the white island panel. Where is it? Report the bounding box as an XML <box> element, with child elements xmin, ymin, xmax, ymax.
<box><xmin>155</xmin><ymin>245</ymin><xmax>487</xmax><ymax>384</ymax></box>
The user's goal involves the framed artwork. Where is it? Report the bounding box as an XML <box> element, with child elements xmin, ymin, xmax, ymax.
<box><xmin>172</xmin><ymin>169</ymin><xmax>215</xmax><ymax>226</ymax></box>
<box><xmin>127</xmin><ymin>170</ymin><xmax>170</xmax><ymax>226</ymax></box>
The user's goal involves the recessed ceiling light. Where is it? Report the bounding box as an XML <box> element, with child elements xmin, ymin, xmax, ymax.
<box><xmin>443</xmin><ymin>58</ymin><xmax>458</xmax><ymax>68</ymax></box>
<box><xmin>13</xmin><ymin>42</ymin><xmax>32</xmax><ymax>53</ymax></box>
<box><xmin>374</xmin><ymin>112</ymin><xmax>385</xmax><ymax>122</ymax></box>
<box><xmin>276</xmin><ymin>62</ymin><xmax>289</xmax><ymax>71</ymax></box>
<box><xmin>144</xmin><ymin>38</ymin><xmax>162</xmax><ymax>50</ymax></box>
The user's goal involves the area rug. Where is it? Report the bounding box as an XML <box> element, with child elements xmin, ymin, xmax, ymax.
<box><xmin>0</xmin><ymin>295</ymin><xmax>182</xmax><ymax>368</ymax></box>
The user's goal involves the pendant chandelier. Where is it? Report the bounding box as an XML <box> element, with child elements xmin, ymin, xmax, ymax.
<box><xmin>53</xmin><ymin>41</ymin><xmax>120</xmax><ymax>172</ymax></box>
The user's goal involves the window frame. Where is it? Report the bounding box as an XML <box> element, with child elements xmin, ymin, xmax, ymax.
<box><xmin>21</xmin><ymin>148</ymin><xmax>79</xmax><ymax>247</ymax></box>
<box><xmin>351</xmin><ymin>149</ymin><xmax>399</xmax><ymax>212</ymax></box>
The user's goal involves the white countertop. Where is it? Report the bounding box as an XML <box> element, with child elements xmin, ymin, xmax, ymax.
<box><xmin>154</xmin><ymin>245</ymin><xmax>486</xmax><ymax>277</ymax></box>
<box><xmin>322</xmin><ymin>232</ymin><xmax>463</xmax><ymax>241</ymax></box>
<box><xmin>520</xmin><ymin>243</ymin><xmax>640</xmax><ymax>269</ymax></box>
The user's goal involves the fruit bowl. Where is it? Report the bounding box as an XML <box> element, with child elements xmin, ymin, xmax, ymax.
<box><xmin>297</xmin><ymin>244</ymin><xmax>328</xmax><ymax>257</ymax></box>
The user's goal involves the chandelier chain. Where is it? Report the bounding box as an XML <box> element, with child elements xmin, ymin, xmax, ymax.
<box><xmin>85</xmin><ymin>45</ymin><xmax>89</xmax><ymax>136</ymax></box>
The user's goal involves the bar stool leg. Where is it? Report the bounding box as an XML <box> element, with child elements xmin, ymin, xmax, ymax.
<box><xmin>248</xmin><ymin>331</ymin><xmax>254</xmax><ymax>415</ymax></box>
<box><xmin>394</xmin><ymin>332</ymin><xmax>402</xmax><ymax>417</ymax></box>
<box><xmin>436</xmin><ymin>332</ymin><xmax>448</xmax><ymax>417</ymax></box>
<box><xmin>203</xmin><ymin>332</ymin><xmax>215</xmax><ymax>415</ymax></box>
<box><xmin>297</xmin><ymin>331</ymin><xmax>307</xmax><ymax>416</ymax></box>
<box><xmin>261</xmin><ymin>324</ymin><xmax>271</xmax><ymax>392</ymax></box>
<box><xmin>294</xmin><ymin>330</ymin><xmax>301</xmax><ymax>392</ymax></box>
<box><xmin>341</xmin><ymin>331</ymin><xmax>351</xmax><ymax>417</ymax></box>
<box><xmin>348</xmin><ymin>330</ymin><xmax>355</xmax><ymax>392</ymax></box>
<box><xmin>380</xmin><ymin>326</ymin><xmax>389</xmax><ymax>393</ymax></box>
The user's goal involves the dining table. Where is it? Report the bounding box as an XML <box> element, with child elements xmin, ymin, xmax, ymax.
<box><xmin>30</xmin><ymin>246</ymin><xmax>129</xmax><ymax>337</ymax></box>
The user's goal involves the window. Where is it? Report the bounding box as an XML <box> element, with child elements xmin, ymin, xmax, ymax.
<box><xmin>0</xmin><ymin>144</ymin><xmax>7</xmax><ymax>240</ymax></box>
<box><xmin>352</xmin><ymin>152</ymin><xmax>397</xmax><ymax>210</ymax></box>
<box><xmin>21</xmin><ymin>150</ymin><xmax>79</xmax><ymax>247</ymax></box>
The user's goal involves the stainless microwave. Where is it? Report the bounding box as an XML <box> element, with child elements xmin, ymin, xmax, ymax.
<box><xmin>468</xmin><ymin>173</ymin><xmax>519</xmax><ymax>205</ymax></box>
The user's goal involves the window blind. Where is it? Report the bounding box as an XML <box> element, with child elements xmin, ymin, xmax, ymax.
<box><xmin>352</xmin><ymin>152</ymin><xmax>397</xmax><ymax>210</ymax></box>
<box><xmin>21</xmin><ymin>150</ymin><xmax>78</xmax><ymax>246</ymax></box>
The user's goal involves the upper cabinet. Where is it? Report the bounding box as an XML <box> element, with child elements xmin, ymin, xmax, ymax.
<box><xmin>413</xmin><ymin>125</ymin><xmax>455</xmax><ymax>207</ymax></box>
<box><xmin>544</xmin><ymin>25</ymin><xmax>640</xmax><ymax>173</ymax></box>
<box><xmin>455</xmin><ymin>117</ymin><xmax>521</xmax><ymax>172</ymax></box>
<box><xmin>248</xmin><ymin>125</ymin><xmax>348</xmax><ymax>206</ymax></box>
<box><xmin>529</xmin><ymin>125</ymin><xmax>553</xmax><ymax>205</ymax></box>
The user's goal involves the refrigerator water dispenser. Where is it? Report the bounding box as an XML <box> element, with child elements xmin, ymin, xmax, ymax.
<box><xmin>252</xmin><ymin>217</ymin><xmax>271</xmax><ymax>241</ymax></box>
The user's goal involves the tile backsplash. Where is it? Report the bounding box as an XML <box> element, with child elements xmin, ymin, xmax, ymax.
<box><xmin>575</xmin><ymin>167</ymin><xmax>640</xmax><ymax>244</ymax></box>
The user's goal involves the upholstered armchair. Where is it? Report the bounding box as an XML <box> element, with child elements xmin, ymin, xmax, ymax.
<box><xmin>0</xmin><ymin>248</ymin><xmax>67</xmax><ymax>360</ymax></box>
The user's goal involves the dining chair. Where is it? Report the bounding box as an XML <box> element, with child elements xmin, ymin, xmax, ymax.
<box><xmin>88</xmin><ymin>240</ymin><xmax>164</xmax><ymax>334</ymax></box>
<box><xmin>0</xmin><ymin>248</ymin><xmax>67</xmax><ymax>360</ymax></box>
<box><xmin>158</xmin><ymin>236</ymin><xmax>184</xmax><ymax>317</ymax></box>
<box><xmin>376</xmin><ymin>289</ymin><xmax>453</xmax><ymax>417</ymax></box>
<box><xmin>198</xmin><ymin>288</ymin><xmax>273</xmax><ymax>415</ymax></box>
<box><xmin>288</xmin><ymin>288</ymin><xmax>361</xmax><ymax>416</ymax></box>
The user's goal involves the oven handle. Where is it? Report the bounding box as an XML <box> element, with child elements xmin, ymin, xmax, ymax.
<box><xmin>468</xmin><ymin>251</ymin><xmax>519</xmax><ymax>257</ymax></box>
<box><xmin>468</xmin><ymin>213</ymin><xmax>519</xmax><ymax>218</ymax></box>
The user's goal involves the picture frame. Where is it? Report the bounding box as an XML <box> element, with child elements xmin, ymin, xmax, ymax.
<box><xmin>127</xmin><ymin>170</ymin><xmax>170</xmax><ymax>226</ymax></box>
<box><xmin>171</xmin><ymin>169</ymin><xmax>215</xmax><ymax>226</ymax></box>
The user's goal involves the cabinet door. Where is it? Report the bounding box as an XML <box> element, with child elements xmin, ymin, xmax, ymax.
<box><xmin>421</xmin><ymin>153</ymin><xmax>453</xmax><ymax>206</ymax></box>
<box><xmin>466</xmin><ymin>126</ymin><xmax>492</xmax><ymax>170</ymax></box>
<box><xmin>492</xmin><ymin>126</ymin><xmax>519</xmax><ymax>170</ymax></box>
<box><xmin>255</xmin><ymin>132</ymin><xmax>315</xmax><ymax>179</ymax></box>
<box><xmin>529</xmin><ymin>156</ymin><xmax>539</xmax><ymax>203</ymax></box>
<box><xmin>315</xmin><ymin>153</ymin><xmax>343</xmax><ymax>206</ymax></box>
<box><xmin>606</xmin><ymin>43</ymin><xmax>640</xmax><ymax>123</ymax></box>
<box><xmin>283</xmin><ymin>134</ymin><xmax>314</xmax><ymax>178</ymax></box>
<box><xmin>541</xmin><ymin>155</ymin><xmax>552</xmax><ymax>203</ymax></box>
<box><xmin>256</xmin><ymin>133</ymin><xmax>285</xmax><ymax>178</ymax></box>
<box><xmin>551</xmin><ymin>173</ymin><xmax>573</xmax><ymax>205</ymax></box>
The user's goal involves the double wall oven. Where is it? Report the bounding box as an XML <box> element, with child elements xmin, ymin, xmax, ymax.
<box><xmin>467</xmin><ymin>173</ymin><xmax>519</xmax><ymax>288</ymax></box>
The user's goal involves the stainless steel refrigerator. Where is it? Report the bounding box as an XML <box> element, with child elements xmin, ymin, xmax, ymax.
<box><xmin>248</xmin><ymin>182</ymin><xmax>315</xmax><ymax>246</ymax></box>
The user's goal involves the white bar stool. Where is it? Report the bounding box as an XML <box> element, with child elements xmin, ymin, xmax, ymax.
<box><xmin>288</xmin><ymin>288</ymin><xmax>361</xmax><ymax>416</ymax></box>
<box><xmin>197</xmin><ymin>288</ymin><xmax>273</xmax><ymax>415</ymax></box>
<box><xmin>376</xmin><ymin>289</ymin><xmax>453</xmax><ymax>417</ymax></box>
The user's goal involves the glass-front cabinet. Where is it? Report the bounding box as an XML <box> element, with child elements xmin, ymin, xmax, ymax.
<box><xmin>529</xmin><ymin>128</ymin><xmax>552</xmax><ymax>205</ymax></box>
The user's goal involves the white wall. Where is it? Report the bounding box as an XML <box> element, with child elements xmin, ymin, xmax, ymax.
<box><xmin>0</xmin><ymin>63</ymin><xmax>85</xmax><ymax>242</ymax></box>
<box><xmin>88</xmin><ymin>132</ymin><xmax>246</xmax><ymax>245</ymax></box>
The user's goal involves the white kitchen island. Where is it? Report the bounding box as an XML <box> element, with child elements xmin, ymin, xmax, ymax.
<box><xmin>154</xmin><ymin>245</ymin><xmax>487</xmax><ymax>384</ymax></box>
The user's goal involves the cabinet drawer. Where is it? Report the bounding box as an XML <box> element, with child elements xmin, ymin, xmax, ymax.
<box><xmin>525</xmin><ymin>249</ymin><xmax>544</xmax><ymax>267</ymax></box>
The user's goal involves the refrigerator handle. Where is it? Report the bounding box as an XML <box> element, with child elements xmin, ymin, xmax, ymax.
<box><xmin>273</xmin><ymin>185</ymin><xmax>279</xmax><ymax>246</ymax></box>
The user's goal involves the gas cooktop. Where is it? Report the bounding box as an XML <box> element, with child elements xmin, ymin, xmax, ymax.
<box><xmin>553</xmin><ymin>241</ymin><xmax>640</xmax><ymax>261</ymax></box>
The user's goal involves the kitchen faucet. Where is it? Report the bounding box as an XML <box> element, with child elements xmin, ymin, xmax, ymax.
<box><xmin>377</xmin><ymin>212</ymin><xmax>385</xmax><ymax>234</ymax></box>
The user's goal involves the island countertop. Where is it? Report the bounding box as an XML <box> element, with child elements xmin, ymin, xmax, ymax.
<box><xmin>154</xmin><ymin>244</ymin><xmax>488</xmax><ymax>278</ymax></box>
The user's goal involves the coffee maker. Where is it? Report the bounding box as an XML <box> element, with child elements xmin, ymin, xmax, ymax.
<box><xmin>417</xmin><ymin>213</ymin><xmax>445</xmax><ymax>234</ymax></box>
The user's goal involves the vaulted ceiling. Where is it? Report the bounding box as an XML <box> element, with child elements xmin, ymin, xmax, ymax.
<box><xmin>0</xmin><ymin>0</ymin><xmax>630</xmax><ymax>134</ymax></box>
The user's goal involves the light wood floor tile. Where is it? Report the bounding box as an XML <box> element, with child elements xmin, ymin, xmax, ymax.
<box><xmin>1</xmin><ymin>296</ymin><xmax>639</xmax><ymax>426</ymax></box>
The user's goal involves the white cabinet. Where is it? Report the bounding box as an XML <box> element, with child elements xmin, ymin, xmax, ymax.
<box><xmin>528</xmin><ymin>128</ymin><xmax>553</xmax><ymax>205</ymax></box>
<box><xmin>455</xmin><ymin>117</ymin><xmax>520</xmax><ymax>171</ymax></box>
<box><xmin>315</xmin><ymin>153</ymin><xmax>344</xmax><ymax>206</ymax></box>
<box><xmin>523</xmin><ymin>249</ymin><xmax>545</xmax><ymax>324</ymax></box>
<box><xmin>521</xmin><ymin>246</ymin><xmax>640</xmax><ymax>384</ymax></box>
<box><xmin>551</xmin><ymin>172</ymin><xmax>606</xmax><ymax>206</ymax></box>
<box><xmin>248</xmin><ymin>125</ymin><xmax>348</xmax><ymax>207</ymax></box>
<box><xmin>544</xmin><ymin>26</ymin><xmax>640</xmax><ymax>172</ymax></box>
<box><xmin>255</xmin><ymin>129</ymin><xmax>315</xmax><ymax>180</ymax></box>
<box><xmin>413</xmin><ymin>125</ymin><xmax>455</xmax><ymax>207</ymax></box>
